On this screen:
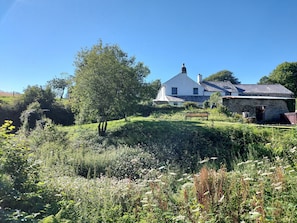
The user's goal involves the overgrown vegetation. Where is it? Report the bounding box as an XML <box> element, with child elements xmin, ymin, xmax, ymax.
<box><xmin>1</xmin><ymin>107</ymin><xmax>297</xmax><ymax>222</ymax></box>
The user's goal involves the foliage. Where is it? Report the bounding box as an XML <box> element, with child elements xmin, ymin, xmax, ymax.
<box><xmin>183</xmin><ymin>101</ymin><xmax>199</xmax><ymax>110</ymax></box>
<box><xmin>204</xmin><ymin>70</ymin><xmax>240</xmax><ymax>84</ymax></box>
<box><xmin>209</xmin><ymin>91</ymin><xmax>222</xmax><ymax>107</ymax></box>
<box><xmin>71</xmin><ymin>40</ymin><xmax>150</xmax><ymax>132</ymax></box>
<box><xmin>47</xmin><ymin>73</ymin><xmax>72</xmax><ymax>99</ymax></box>
<box><xmin>109</xmin><ymin>120</ymin><xmax>272</xmax><ymax>171</ymax></box>
<box><xmin>140</xmin><ymin>79</ymin><xmax>161</xmax><ymax>102</ymax></box>
<box><xmin>20</xmin><ymin>101</ymin><xmax>45</xmax><ymax>132</ymax></box>
<box><xmin>2</xmin><ymin>110</ymin><xmax>297</xmax><ymax>222</ymax></box>
<box><xmin>0</xmin><ymin>121</ymin><xmax>59</xmax><ymax>222</ymax></box>
<box><xmin>259</xmin><ymin>61</ymin><xmax>297</xmax><ymax>96</ymax></box>
<box><xmin>258</xmin><ymin>75</ymin><xmax>274</xmax><ymax>84</ymax></box>
<box><xmin>22</xmin><ymin>85</ymin><xmax>55</xmax><ymax>109</ymax></box>
<box><xmin>203</xmin><ymin>100</ymin><xmax>210</xmax><ymax>109</ymax></box>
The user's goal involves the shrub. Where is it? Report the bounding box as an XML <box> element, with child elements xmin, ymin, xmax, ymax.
<box><xmin>203</xmin><ymin>100</ymin><xmax>210</xmax><ymax>109</ymax></box>
<box><xmin>183</xmin><ymin>101</ymin><xmax>199</xmax><ymax>110</ymax></box>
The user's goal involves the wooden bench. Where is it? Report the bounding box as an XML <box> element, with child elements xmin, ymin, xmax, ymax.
<box><xmin>185</xmin><ymin>112</ymin><xmax>209</xmax><ymax>120</ymax></box>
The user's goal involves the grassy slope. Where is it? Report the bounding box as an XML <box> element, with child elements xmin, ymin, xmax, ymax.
<box><xmin>46</xmin><ymin>109</ymin><xmax>297</xmax><ymax>222</ymax></box>
<box><xmin>3</xmin><ymin>108</ymin><xmax>296</xmax><ymax>222</ymax></box>
<box><xmin>61</xmin><ymin>109</ymin><xmax>291</xmax><ymax>174</ymax></box>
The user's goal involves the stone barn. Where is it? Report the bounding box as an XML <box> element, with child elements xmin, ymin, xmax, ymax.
<box><xmin>222</xmin><ymin>96</ymin><xmax>295</xmax><ymax>123</ymax></box>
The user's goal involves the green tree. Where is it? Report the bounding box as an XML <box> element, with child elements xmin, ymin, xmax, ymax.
<box><xmin>258</xmin><ymin>75</ymin><xmax>274</xmax><ymax>84</ymax></box>
<box><xmin>71</xmin><ymin>41</ymin><xmax>150</xmax><ymax>136</ymax></box>
<box><xmin>141</xmin><ymin>79</ymin><xmax>161</xmax><ymax>102</ymax></box>
<box><xmin>22</xmin><ymin>85</ymin><xmax>55</xmax><ymax>109</ymax></box>
<box><xmin>259</xmin><ymin>62</ymin><xmax>297</xmax><ymax>96</ymax></box>
<box><xmin>209</xmin><ymin>92</ymin><xmax>222</xmax><ymax>107</ymax></box>
<box><xmin>204</xmin><ymin>70</ymin><xmax>240</xmax><ymax>84</ymax></box>
<box><xmin>47</xmin><ymin>73</ymin><xmax>72</xmax><ymax>99</ymax></box>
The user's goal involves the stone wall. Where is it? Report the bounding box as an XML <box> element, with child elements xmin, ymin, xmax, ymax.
<box><xmin>223</xmin><ymin>97</ymin><xmax>295</xmax><ymax>122</ymax></box>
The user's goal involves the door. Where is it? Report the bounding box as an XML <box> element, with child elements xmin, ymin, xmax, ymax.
<box><xmin>256</xmin><ymin>106</ymin><xmax>265</xmax><ymax>122</ymax></box>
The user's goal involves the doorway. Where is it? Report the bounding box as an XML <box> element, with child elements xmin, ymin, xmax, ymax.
<box><xmin>256</xmin><ymin>106</ymin><xmax>265</xmax><ymax>122</ymax></box>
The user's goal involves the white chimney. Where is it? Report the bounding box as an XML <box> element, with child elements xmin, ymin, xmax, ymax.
<box><xmin>197</xmin><ymin>74</ymin><xmax>202</xmax><ymax>84</ymax></box>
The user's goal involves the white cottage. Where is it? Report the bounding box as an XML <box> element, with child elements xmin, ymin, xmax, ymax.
<box><xmin>154</xmin><ymin>64</ymin><xmax>294</xmax><ymax>108</ymax></box>
<box><xmin>154</xmin><ymin>64</ymin><xmax>238</xmax><ymax>106</ymax></box>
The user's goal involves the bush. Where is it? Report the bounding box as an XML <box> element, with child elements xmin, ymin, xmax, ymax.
<box><xmin>183</xmin><ymin>101</ymin><xmax>199</xmax><ymax>110</ymax></box>
<box><xmin>203</xmin><ymin>100</ymin><xmax>210</xmax><ymax>109</ymax></box>
<box><xmin>107</xmin><ymin>146</ymin><xmax>158</xmax><ymax>179</ymax></box>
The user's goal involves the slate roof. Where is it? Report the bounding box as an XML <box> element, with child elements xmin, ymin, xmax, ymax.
<box><xmin>153</xmin><ymin>95</ymin><xmax>185</xmax><ymax>103</ymax></box>
<box><xmin>201</xmin><ymin>81</ymin><xmax>239</xmax><ymax>94</ymax></box>
<box><xmin>235</xmin><ymin>84</ymin><xmax>294</xmax><ymax>97</ymax></box>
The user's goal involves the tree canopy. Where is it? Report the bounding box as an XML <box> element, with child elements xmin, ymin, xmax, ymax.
<box><xmin>258</xmin><ymin>62</ymin><xmax>297</xmax><ymax>96</ymax></box>
<box><xmin>71</xmin><ymin>41</ymin><xmax>150</xmax><ymax>135</ymax></box>
<box><xmin>204</xmin><ymin>70</ymin><xmax>240</xmax><ymax>84</ymax></box>
<box><xmin>47</xmin><ymin>73</ymin><xmax>72</xmax><ymax>99</ymax></box>
<box><xmin>22</xmin><ymin>85</ymin><xmax>55</xmax><ymax>109</ymax></box>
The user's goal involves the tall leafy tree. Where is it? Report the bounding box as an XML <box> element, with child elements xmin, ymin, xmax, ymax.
<box><xmin>71</xmin><ymin>41</ymin><xmax>150</xmax><ymax>135</ymax></box>
<box><xmin>141</xmin><ymin>79</ymin><xmax>161</xmax><ymax>101</ymax></box>
<box><xmin>47</xmin><ymin>73</ymin><xmax>72</xmax><ymax>99</ymax></box>
<box><xmin>258</xmin><ymin>76</ymin><xmax>274</xmax><ymax>84</ymax></box>
<box><xmin>22</xmin><ymin>85</ymin><xmax>55</xmax><ymax>109</ymax></box>
<box><xmin>258</xmin><ymin>62</ymin><xmax>297</xmax><ymax>96</ymax></box>
<box><xmin>204</xmin><ymin>70</ymin><xmax>240</xmax><ymax>84</ymax></box>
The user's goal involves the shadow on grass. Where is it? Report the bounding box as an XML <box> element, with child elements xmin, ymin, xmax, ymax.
<box><xmin>108</xmin><ymin>119</ymin><xmax>271</xmax><ymax>171</ymax></box>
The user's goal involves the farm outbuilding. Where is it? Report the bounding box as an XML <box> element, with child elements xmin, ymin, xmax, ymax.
<box><xmin>222</xmin><ymin>96</ymin><xmax>295</xmax><ymax>123</ymax></box>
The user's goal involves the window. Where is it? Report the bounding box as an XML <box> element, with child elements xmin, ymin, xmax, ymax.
<box><xmin>193</xmin><ymin>88</ymin><xmax>198</xmax><ymax>95</ymax></box>
<box><xmin>172</xmin><ymin>87</ymin><xmax>177</xmax><ymax>95</ymax></box>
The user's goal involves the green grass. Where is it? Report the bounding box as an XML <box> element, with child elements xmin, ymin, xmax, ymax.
<box><xmin>2</xmin><ymin>108</ymin><xmax>297</xmax><ymax>222</ymax></box>
<box><xmin>0</xmin><ymin>95</ymin><xmax>20</xmax><ymax>105</ymax></box>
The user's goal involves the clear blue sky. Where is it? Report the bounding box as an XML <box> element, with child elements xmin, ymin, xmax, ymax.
<box><xmin>1</xmin><ymin>0</ymin><xmax>297</xmax><ymax>93</ymax></box>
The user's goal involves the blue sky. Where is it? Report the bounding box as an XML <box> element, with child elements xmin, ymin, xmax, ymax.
<box><xmin>1</xmin><ymin>0</ymin><xmax>297</xmax><ymax>93</ymax></box>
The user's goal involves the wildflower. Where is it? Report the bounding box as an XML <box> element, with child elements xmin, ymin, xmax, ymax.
<box><xmin>272</xmin><ymin>182</ymin><xmax>282</xmax><ymax>187</ymax></box>
<box><xmin>203</xmin><ymin>191</ymin><xmax>210</xmax><ymax>195</ymax></box>
<box><xmin>199</xmin><ymin>158</ymin><xmax>209</xmax><ymax>164</ymax></box>
<box><xmin>182</xmin><ymin>182</ymin><xmax>193</xmax><ymax>189</ymax></box>
<box><xmin>158</xmin><ymin>166</ymin><xmax>165</xmax><ymax>170</ymax></box>
<box><xmin>261</xmin><ymin>172</ymin><xmax>273</xmax><ymax>176</ymax></box>
<box><xmin>192</xmin><ymin>207</ymin><xmax>200</xmax><ymax>212</ymax></box>
<box><xmin>141</xmin><ymin>198</ymin><xmax>148</xmax><ymax>203</ymax></box>
<box><xmin>218</xmin><ymin>195</ymin><xmax>224</xmax><ymax>203</ymax></box>
<box><xmin>249</xmin><ymin>211</ymin><xmax>261</xmax><ymax>217</ymax></box>
<box><xmin>245</xmin><ymin>160</ymin><xmax>253</xmax><ymax>164</ymax></box>
<box><xmin>290</xmin><ymin>146</ymin><xmax>296</xmax><ymax>153</ymax></box>
<box><xmin>174</xmin><ymin>215</ymin><xmax>186</xmax><ymax>221</ymax></box>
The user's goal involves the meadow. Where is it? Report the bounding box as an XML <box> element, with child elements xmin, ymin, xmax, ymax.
<box><xmin>1</xmin><ymin>107</ymin><xmax>297</xmax><ymax>222</ymax></box>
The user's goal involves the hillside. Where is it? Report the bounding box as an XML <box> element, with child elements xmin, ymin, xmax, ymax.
<box><xmin>0</xmin><ymin>91</ymin><xmax>21</xmax><ymax>97</ymax></box>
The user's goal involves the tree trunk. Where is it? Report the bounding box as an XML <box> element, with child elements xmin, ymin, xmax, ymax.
<box><xmin>98</xmin><ymin>117</ymin><xmax>107</xmax><ymax>136</ymax></box>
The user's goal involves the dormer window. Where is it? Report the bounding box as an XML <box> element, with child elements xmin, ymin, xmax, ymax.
<box><xmin>172</xmin><ymin>87</ymin><xmax>178</xmax><ymax>95</ymax></box>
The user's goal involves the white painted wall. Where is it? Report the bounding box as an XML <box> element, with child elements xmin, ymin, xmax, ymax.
<box><xmin>164</xmin><ymin>73</ymin><xmax>204</xmax><ymax>96</ymax></box>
